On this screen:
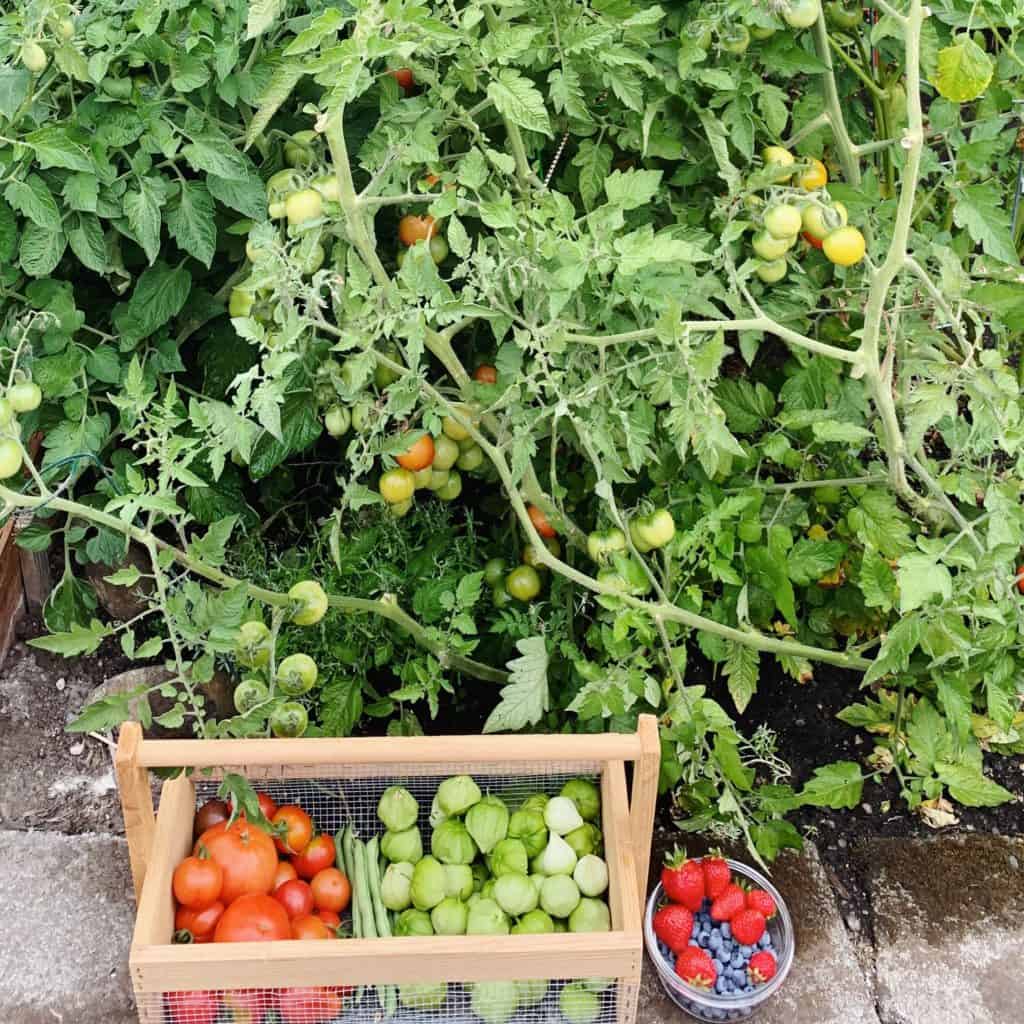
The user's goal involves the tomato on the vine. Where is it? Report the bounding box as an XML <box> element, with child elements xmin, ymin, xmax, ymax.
<box><xmin>289</xmin><ymin>580</ymin><xmax>328</xmax><ymax>626</ymax></box>
<box><xmin>388</xmin><ymin>68</ymin><xmax>414</xmax><ymax>92</ymax></box>
<box><xmin>506</xmin><ymin>565</ymin><xmax>542</xmax><ymax>602</ymax></box>
<box><xmin>0</xmin><ymin>439</ymin><xmax>23</xmax><ymax>480</ymax></box>
<box><xmin>629</xmin><ymin>509</ymin><xmax>676</xmax><ymax>552</ymax></box>
<box><xmin>267</xmin><ymin>169</ymin><xmax>303</xmax><ymax>202</ymax></box>
<box><xmin>442</xmin><ymin>404</ymin><xmax>475</xmax><ymax>441</ymax></box>
<box><xmin>311</xmin><ymin>175</ymin><xmax>341</xmax><ymax>202</ymax></box>
<box><xmin>236</xmin><ymin>620</ymin><xmax>271</xmax><ymax>668</ymax></box>
<box><xmin>229</xmin><ymin>288</ymin><xmax>255</xmax><ymax>318</ymax></box>
<box><xmin>396</xmin><ymin>433</ymin><xmax>435</xmax><ymax>471</ymax></box>
<box><xmin>783</xmin><ymin>0</ymin><xmax>821</xmax><ymax>29</ymax></box>
<box><xmin>285</xmin><ymin>189</ymin><xmax>323</xmax><ymax>227</ymax></box>
<box><xmin>274</xmin><ymin>878</ymin><xmax>315</xmax><ymax>919</ymax></box>
<box><xmin>756</xmin><ymin>259</ymin><xmax>788</xmax><ymax>284</ymax></box>
<box><xmin>801</xmin><ymin>200</ymin><xmax>847</xmax><ymax>241</ymax></box>
<box><xmin>277</xmin><ymin>653</ymin><xmax>318</xmax><ymax>696</ymax></box>
<box><xmin>826</xmin><ymin>1</ymin><xmax>862</xmax><ymax>29</ymax></box>
<box><xmin>398</xmin><ymin>215</ymin><xmax>436</xmax><ymax>246</ymax></box>
<box><xmin>293</xmin><ymin>834</ymin><xmax>335</xmax><ymax>879</ymax></box>
<box><xmin>796</xmin><ymin>158</ymin><xmax>828</xmax><ymax>190</ymax></box>
<box><xmin>429</xmin><ymin>234</ymin><xmax>449</xmax><ymax>263</ymax></box>
<box><xmin>56</xmin><ymin>18</ymin><xmax>76</xmax><ymax>40</ymax></box>
<box><xmin>284</xmin><ymin>130</ymin><xmax>317</xmax><ymax>168</ymax></box>
<box><xmin>720</xmin><ymin>24</ymin><xmax>750</xmax><ymax>54</ymax></box>
<box><xmin>310</xmin><ymin>867</ymin><xmax>351</xmax><ymax>912</ymax></box>
<box><xmin>10</xmin><ymin>382</ymin><xmax>45</xmax><ymax>415</ymax></box>
<box><xmin>435</xmin><ymin>469</ymin><xmax>463</xmax><ymax>501</ymax></box>
<box><xmin>587</xmin><ymin>528</ymin><xmax>627</xmax><ymax>563</ymax></box>
<box><xmin>751</xmin><ymin>230</ymin><xmax>795</xmax><ymax>261</ymax></box>
<box><xmin>234</xmin><ymin>678</ymin><xmax>269</xmax><ymax>715</ymax></box>
<box><xmin>380</xmin><ymin>467</ymin><xmax>416</xmax><ymax>504</ymax></box>
<box><xmin>823</xmin><ymin>225</ymin><xmax>866</xmax><ymax>267</ymax></box>
<box><xmin>324</xmin><ymin>405</ymin><xmax>350</xmax><ymax>438</ymax></box>
<box><xmin>527</xmin><ymin>504</ymin><xmax>557</xmax><ymax>538</ymax></box>
<box><xmin>174</xmin><ymin>901</ymin><xmax>224</xmax><ymax>944</ymax></box>
<box><xmin>750</xmin><ymin>24</ymin><xmax>777</xmax><ymax>40</ymax></box>
<box><xmin>473</xmin><ymin>364</ymin><xmax>498</xmax><ymax>384</ymax></box>
<box><xmin>173</xmin><ymin>852</ymin><xmax>224</xmax><ymax>909</ymax></box>
<box><xmin>456</xmin><ymin>444</ymin><xmax>484</xmax><ymax>472</ymax></box>
<box><xmin>271</xmin><ymin>701</ymin><xmax>309</xmax><ymax>737</ymax></box>
<box><xmin>761</xmin><ymin>145</ymin><xmax>795</xmax><ymax>182</ymax></box>
<box><xmin>484</xmin><ymin>558</ymin><xmax>507</xmax><ymax>586</ymax></box>
<box><xmin>763</xmin><ymin>203</ymin><xmax>803</xmax><ymax>239</ymax></box>
<box><xmin>20</xmin><ymin>42</ymin><xmax>48</xmax><ymax>74</ymax></box>
<box><xmin>214</xmin><ymin>893</ymin><xmax>291</xmax><ymax>942</ymax></box>
<box><xmin>431</xmin><ymin>435</ymin><xmax>460</xmax><ymax>470</ymax></box>
<box><xmin>814</xmin><ymin>484</ymin><xmax>843</xmax><ymax>505</ymax></box>
<box><xmin>0</xmin><ymin>397</ymin><xmax>13</xmax><ymax>426</ymax></box>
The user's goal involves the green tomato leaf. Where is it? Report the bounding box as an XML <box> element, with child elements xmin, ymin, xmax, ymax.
<box><xmin>799</xmin><ymin>761</ymin><xmax>863</xmax><ymax>809</ymax></box>
<box><xmin>934</xmin><ymin>38</ymin><xmax>993</xmax><ymax>103</ymax></box>
<box><xmin>936</xmin><ymin>763</ymin><xmax>1013</xmax><ymax>807</ymax></box>
<box><xmin>483</xmin><ymin>636</ymin><xmax>550</xmax><ymax>734</ymax></box>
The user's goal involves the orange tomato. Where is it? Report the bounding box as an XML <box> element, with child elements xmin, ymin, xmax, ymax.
<box><xmin>273</xmin><ymin>860</ymin><xmax>298</xmax><ymax>890</ymax></box>
<box><xmin>527</xmin><ymin>504</ymin><xmax>556</xmax><ymax>539</ymax></box>
<box><xmin>174</xmin><ymin>901</ymin><xmax>225</xmax><ymax>944</ymax></box>
<box><xmin>214</xmin><ymin>894</ymin><xmax>291</xmax><ymax>942</ymax></box>
<box><xmin>310</xmin><ymin>868</ymin><xmax>351</xmax><ymax>913</ymax></box>
<box><xmin>196</xmin><ymin>820</ymin><xmax>278</xmax><ymax>904</ymax></box>
<box><xmin>277</xmin><ymin>987</ymin><xmax>347</xmax><ymax>1024</ymax></box>
<box><xmin>257</xmin><ymin>792</ymin><xmax>278</xmax><ymax>821</ymax></box>
<box><xmin>173</xmin><ymin>853</ymin><xmax>223</xmax><ymax>909</ymax></box>
<box><xmin>271</xmin><ymin>805</ymin><xmax>313</xmax><ymax>857</ymax></box>
<box><xmin>473</xmin><ymin>365</ymin><xmax>498</xmax><ymax>384</ymax></box>
<box><xmin>388</xmin><ymin>68</ymin><xmax>413</xmax><ymax>92</ymax></box>
<box><xmin>291</xmin><ymin>914</ymin><xmax>333</xmax><ymax>940</ymax></box>
<box><xmin>316</xmin><ymin>908</ymin><xmax>342</xmax><ymax>930</ymax></box>
<box><xmin>395</xmin><ymin>434</ymin><xmax>435</xmax><ymax>472</ymax></box>
<box><xmin>292</xmin><ymin>834</ymin><xmax>335</xmax><ymax>880</ymax></box>
<box><xmin>398</xmin><ymin>215</ymin><xmax>436</xmax><ymax>246</ymax></box>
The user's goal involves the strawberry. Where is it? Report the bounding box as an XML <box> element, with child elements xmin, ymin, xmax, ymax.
<box><xmin>709</xmin><ymin>883</ymin><xmax>746</xmax><ymax>922</ymax></box>
<box><xmin>675</xmin><ymin>947</ymin><xmax>717</xmax><ymax>988</ymax></box>
<box><xmin>748</xmin><ymin>950</ymin><xmax>777</xmax><ymax>984</ymax></box>
<box><xmin>731</xmin><ymin>908</ymin><xmax>767</xmax><ymax>945</ymax></box>
<box><xmin>661</xmin><ymin>849</ymin><xmax>705</xmax><ymax>912</ymax></box>
<box><xmin>652</xmin><ymin>904</ymin><xmax>694</xmax><ymax>955</ymax></box>
<box><xmin>746</xmin><ymin>888</ymin><xmax>776</xmax><ymax>919</ymax></box>
<box><xmin>701</xmin><ymin>853</ymin><xmax>731</xmax><ymax>900</ymax></box>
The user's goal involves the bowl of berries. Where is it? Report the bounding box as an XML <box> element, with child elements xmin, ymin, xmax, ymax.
<box><xmin>645</xmin><ymin>852</ymin><xmax>794</xmax><ymax>1022</ymax></box>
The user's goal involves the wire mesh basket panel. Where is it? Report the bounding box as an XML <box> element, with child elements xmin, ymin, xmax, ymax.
<box><xmin>140</xmin><ymin>977</ymin><xmax>639</xmax><ymax>1024</ymax></box>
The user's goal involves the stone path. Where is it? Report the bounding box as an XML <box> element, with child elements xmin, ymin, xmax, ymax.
<box><xmin>0</xmin><ymin>650</ymin><xmax>1022</xmax><ymax>1023</ymax></box>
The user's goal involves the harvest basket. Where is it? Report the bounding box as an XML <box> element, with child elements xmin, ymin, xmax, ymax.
<box><xmin>114</xmin><ymin>717</ymin><xmax>660</xmax><ymax>1024</ymax></box>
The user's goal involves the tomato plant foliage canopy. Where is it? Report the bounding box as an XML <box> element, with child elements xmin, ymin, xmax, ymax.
<box><xmin>1</xmin><ymin>0</ymin><xmax>1023</xmax><ymax>860</ymax></box>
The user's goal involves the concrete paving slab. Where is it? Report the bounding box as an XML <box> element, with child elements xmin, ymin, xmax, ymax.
<box><xmin>638</xmin><ymin>838</ymin><xmax>879</xmax><ymax>1024</ymax></box>
<box><xmin>0</xmin><ymin>830</ymin><xmax>136</xmax><ymax>1024</ymax></box>
<box><xmin>859</xmin><ymin>835</ymin><xmax>1024</xmax><ymax>1024</ymax></box>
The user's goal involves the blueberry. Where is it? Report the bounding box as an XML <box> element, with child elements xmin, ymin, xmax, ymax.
<box><xmin>702</xmin><ymin>898</ymin><xmax>711</xmax><ymax>911</ymax></box>
<box><xmin>709</xmin><ymin>932</ymin><xmax>722</xmax><ymax>950</ymax></box>
<box><xmin>740</xmin><ymin>944</ymin><xmax>753</xmax><ymax>957</ymax></box>
<box><xmin>698</xmin><ymin>934</ymin><xmax>709</xmax><ymax>948</ymax></box>
<box><xmin>723</xmin><ymin>980</ymin><xmax>734</xmax><ymax>994</ymax></box>
<box><xmin>721</xmin><ymin>940</ymin><xmax>734</xmax><ymax>955</ymax></box>
<box><xmin>743</xmin><ymin>985</ymin><xmax>754</xmax><ymax>994</ymax></box>
<box><xmin>721</xmin><ymin>923</ymin><xmax>731</xmax><ymax>939</ymax></box>
<box><xmin>758</xmin><ymin>934</ymin><xmax>770</xmax><ymax>948</ymax></box>
<box><xmin>730</xmin><ymin>954</ymin><xmax>743</xmax><ymax>969</ymax></box>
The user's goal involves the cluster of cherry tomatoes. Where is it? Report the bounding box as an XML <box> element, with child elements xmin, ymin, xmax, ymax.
<box><xmin>0</xmin><ymin>379</ymin><xmax>43</xmax><ymax>481</ymax></box>
<box><xmin>231</xmin><ymin>581</ymin><xmax>330</xmax><ymax>739</ymax></box>
<box><xmin>174</xmin><ymin>794</ymin><xmax>351</xmax><ymax>945</ymax></box>
<box><xmin>748</xmin><ymin>145</ymin><xmax>866</xmax><ymax>285</ymax></box>
<box><xmin>484</xmin><ymin>505</ymin><xmax>560</xmax><ymax>606</ymax></box>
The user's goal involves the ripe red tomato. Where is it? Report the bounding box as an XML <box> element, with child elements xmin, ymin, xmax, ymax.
<box><xmin>291</xmin><ymin>914</ymin><xmax>333</xmax><ymax>940</ymax></box>
<box><xmin>193</xmin><ymin>798</ymin><xmax>229</xmax><ymax>839</ymax></box>
<box><xmin>527</xmin><ymin>504</ymin><xmax>556</xmax><ymax>539</ymax></box>
<box><xmin>173</xmin><ymin>853</ymin><xmax>224</xmax><ymax>910</ymax></box>
<box><xmin>398</xmin><ymin>214</ymin><xmax>436</xmax><ymax>246</ymax></box>
<box><xmin>802</xmin><ymin>231</ymin><xmax>824</xmax><ymax>249</ymax></box>
<box><xmin>272</xmin><ymin>805</ymin><xmax>313</xmax><ymax>857</ymax></box>
<box><xmin>174</xmin><ymin>901</ymin><xmax>224</xmax><ymax>944</ymax></box>
<box><xmin>473</xmin><ymin>364</ymin><xmax>498</xmax><ymax>384</ymax></box>
<box><xmin>395</xmin><ymin>433</ymin><xmax>435</xmax><ymax>472</ymax></box>
<box><xmin>277</xmin><ymin>987</ymin><xmax>347</xmax><ymax>1024</ymax></box>
<box><xmin>214</xmin><ymin>894</ymin><xmax>291</xmax><ymax>942</ymax></box>
<box><xmin>274</xmin><ymin>878</ymin><xmax>315</xmax><ymax>919</ymax></box>
<box><xmin>274</xmin><ymin>860</ymin><xmax>298</xmax><ymax>890</ymax></box>
<box><xmin>196</xmin><ymin>820</ymin><xmax>278</xmax><ymax>903</ymax></box>
<box><xmin>316</xmin><ymin>908</ymin><xmax>342</xmax><ymax>929</ymax></box>
<box><xmin>388</xmin><ymin>68</ymin><xmax>413</xmax><ymax>91</ymax></box>
<box><xmin>257</xmin><ymin>792</ymin><xmax>278</xmax><ymax>821</ymax></box>
<box><xmin>165</xmin><ymin>991</ymin><xmax>220</xmax><ymax>1024</ymax></box>
<box><xmin>310</xmin><ymin>868</ymin><xmax>351</xmax><ymax>913</ymax></box>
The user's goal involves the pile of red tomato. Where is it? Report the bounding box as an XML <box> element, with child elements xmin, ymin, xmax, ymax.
<box><xmin>167</xmin><ymin>794</ymin><xmax>352</xmax><ymax>1022</ymax></box>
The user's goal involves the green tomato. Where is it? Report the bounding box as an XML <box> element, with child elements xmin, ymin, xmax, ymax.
<box><xmin>284</xmin><ymin>129</ymin><xmax>317</xmax><ymax>168</ymax></box>
<box><xmin>390</xmin><ymin>497</ymin><xmax>414</xmax><ymax>518</ymax></box>
<box><xmin>20</xmin><ymin>42</ymin><xmax>47</xmax><ymax>74</ymax></box>
<box><xmin>687</xmin><ymin>19</ymin><xmax>713</xmax><ymax>50</ymax></box>
<box><xmin>7</xmin><ymin>382</ymin><xmax>41</xmax><ymax>413</ymax></box>
<box><xmin>100</xmin><ymin>76</ymin><xmax>133</xmax><ymax>100</ymax></box>
<box><xmin>413</xmin><ymin>466</ymin><xmax>434</xmax><ymax>489</ymax></box>
<box><xmin>235</xmin><ymin>620</ymin><xmax>272</xmax><ymax>668</ymax></box>
<box><xmin>351</xmin><ymin>398</ymin><xmax>374</xmax><ymax>431</ymax></box>
<box><xmin>270</xmin><ymin>701</ymin><xmax>309</xmax><ymax>737</ymax></box>
<box><xmin>751</xmin><ymin>230</ymin><xmax>796</xmax><ymax>261</ymax></box>
<box><xmin>720</xmin><ymin>24</ymin><xmax>750</xmax><ymax>54</ymax></box>
<box><xmin>814</xmin><ymin>484</ymin><xmax>843</xmax><ymax>505</ymax></box>
<box><xmin>756</xmin><ymin>259</ymin><xmax>788</xmax><ymax>284</ymax></box>
<box><xmin>374</xmin><ymin>345</ymin><xmax>403</xmax><ymax>388</ymax></box>
<box><xmin>0</xmin><ymin>439</ymin><xmax>22</xmax><ymax>479</ymax></box>
<box><xmin>380</xmin><ymin>468</ymin><xmax>416</xmax><ymax>504</ymax></box>
<box><xmin>311</xmin><ymin>175</ymin><xmax>341</xmax><ymax>202</ymax></box>
<box><xmin>826</xmin><ymin>1</ymin><xmax>861</xmax><ymax>29</ymax></box>
<box><xmin>229</xmin><ymin>288</ymin><xmax>255</xmax><ymax>318</ymax></box>
<box><xmin>0</xmin><ymin>398</ymin><xmax>14</xmax><ymax>427</ymax></box>
<box><xmin>277</xmin><ymin>653</ymin><xmax>318</xmax><ymax>696</ymax></box>
<box><xmin>57</xmin><ymin>18</ymin><xmax>76</xmax><ymax>40</ymax></box>
<box><xmin>268</xmin><ymin>200</ymin><xmax>286</xmax><ymax>220</ymax></box>
<box><xmin>429</xmin><ymin>235</ymin><xmax>449</xmax><ymax>264</ymax></box>
<box><xmin>300</xmin><ymin>242</ymin><xmax>325</xmax><ymax>276</ymax></box>
<box><xmin>456</xmin><ymin>444</ymin><xmax>484</xmax><ymax>472</ymax></box>
<box><xmin>761</xmin><ymin>145</ymin><xmax>795</xmax><ymax>182</ymax></box>
<box><xmin>587</xmin><ymin>528</ymin><xmax>627</xmax><ymax>563</ymax></box>
<box><xmin>426</xmin><ymin>467</ymin><xmax>450</xmax><ymax>491</ymax></box>
<box><xmin>520</xmin><ymin>544</ymin><xmax>549</xmax><ymax>573</ymax></box>
<box><xmin>324</xmin><ymin>405</ymin><xmax>350</xmax><ymax>438</ymax></box>
<box><xmin>484</xmin><ymin>558</ymin><xmax>507</xmax><ymax>587</ymax></box>
<box><xmin>492</xmin><ymin>582</ymin><xmax>512</xmax><ymax>608</ymax></box>
<box><xmin>442</xmin><ymin>404</ymin><xmax>475</xmax><ymax>441</ymax></box>
<box><xmin>783</xmin><ymin>0</ymin><xmax>821</xmax><ymax>29</ymax></box>
<box><xmin>737</xmin><ymin>519</ymin><xmax>762</xmax><ymax>544</ymax></box>
<box><xmin>233</xmin><ymin>677</ymin><xmax>269</xmax><ymax>715</ymax></box>
<box><xmin>435</xmin><ymin>469</ymin><xmax>463</xmax><ymax>501</ymax></box>
<box><xmin>432</xmin><ymin>435</ymin><xmax>460</xmax><ymax>471</ymax></box>
<box><xmin>266</xmin><ymin>169</ymin><xmax>303</xmax><ymax>202</ymax></box>
<box><xmin>801</xmin><ymin>201</ymin><xmax>848</xmax><ymax>241</ymax></box>
<box><xmin>506</xmin><ymin>565</ymin><xmax>542</xmax><ymax>602</ymax></box>
<box><xmin>629</xmin><ymin>508</ymin><xmax>676</xmax><ymax>552</ymax></box>
<box><xmin>285</xmin><ymin>189</ymin><xmax>323</xmax><ymax>227</ymax></box>
<box><xmin>749</xmin><ymin>24</ymin><xmax>776</xmax><ymax>40</ymax></box>
<box><xmin>289</xmin><ymin>580</ymin><xmax>328</xmax><ymax>626</ymax></box>
<box><xmin>763</xmin><ymin>203</ymin><xmax>803</xmax><ymax>240</ymax></box>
